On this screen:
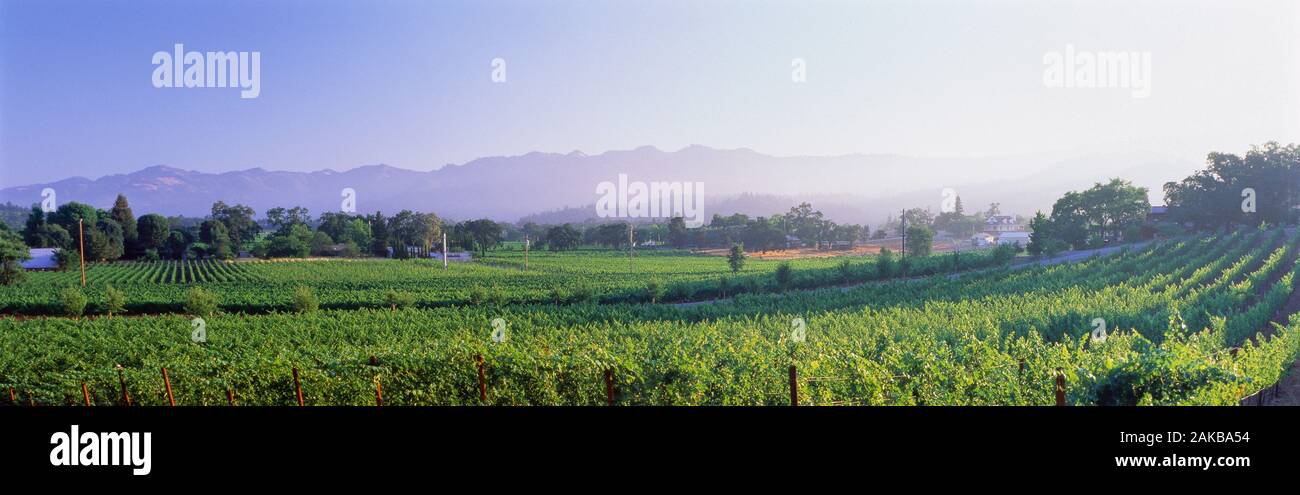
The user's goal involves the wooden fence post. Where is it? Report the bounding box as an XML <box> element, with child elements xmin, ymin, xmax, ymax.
<box><xmin>82</xmin><ymin>382</ymin><xmax>91</xmax><ymax>406</ymax></box>
<box><xmin>117</xmin><ymin>366</ymin><xmax>132</xmax><ymax>406</ymax></box>
<box><xmin>161</xmin><ymin>367</ymin><xmax>175</xmax><ymax>406</ymax></box>
<box><xmin>1054</xmin><ymin>370</ymin><xmax>1065</xmax><ymax>407</ymax></box>
<box><xmin>476</xmin><ymin>354</ymin><xmax>487</xmax><ymax>403</ymax></box>
<box><xmin>7</xmin><ymin>387</ymin><xmax>14</xmax><ymax>405</ymax></box>
<box><xmin>369</xmin><ymin>356</ymin><xmax>383</xmax><ymax>406</ymax></box>
<box><xmin>292</xmin><ymin>367</ymin><xmax>304</xmax><ymax>406</ymax></box>
<box><xmin>226</xmin><ymin>388</ymin><xmax>236</xmax><ymax>406</ymax></box>
<box><xmin>604</xmin><ymin>369</ymin><xmax>615</xmax><ymax>406</ymax></box>
<box><xmin>789</xmin><ymin>365</ymin><xmax>798</xmax><ymax>407</ymax></box>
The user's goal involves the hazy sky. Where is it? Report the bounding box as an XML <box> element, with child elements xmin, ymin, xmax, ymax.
<box><xmin>1</xmin><ymin>0</ymin><xmax>1297</xmax><ymax>187</ymax></box>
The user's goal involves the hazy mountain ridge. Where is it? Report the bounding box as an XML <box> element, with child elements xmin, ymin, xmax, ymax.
<box><xmin>0</xmin><ymin>146</ymin><xmax>1197</xmax><ymax>226</ymax></box>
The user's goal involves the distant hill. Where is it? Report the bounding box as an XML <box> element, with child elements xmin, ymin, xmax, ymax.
<box><xmin>0</xmin><ymin>146</ymin><xmax>1196</xmax><ymax>227</ymax></box>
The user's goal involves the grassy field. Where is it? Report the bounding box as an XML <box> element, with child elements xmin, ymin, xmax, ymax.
<box><xmin>3</xmin><ymin>229</ymin><xmax>1298</xmax><ymax>405</ymax></box>
<box><xmin>0</xmin><ymin>247</ymin><xmax>1009</xmax><ymax>315</ymax></box>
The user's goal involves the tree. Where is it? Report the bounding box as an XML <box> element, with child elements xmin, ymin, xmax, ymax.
<box><xmin>200</xmin><ymin>219</ymin><xmax>233</xmax><ymax>259</ymax></box>
<box><xmin>904</xmin><ymin>224</ymin><xmax>934</xmax><ymax>257</ymax></box>
<box><xmin>90</xmin><ymin>219</ymin><xmax>124</xmax><ymax>261</ymax></box>
<box><xmin>22</xmin><ymin>205</ymin><xmax>46</xmax><ymax>247</ymax></box>
<box><xmin>185</xmin><ymin>287</ymin><xmax>219</xmax><ymax>317</ymax></box>
<box><xmin>292</xmin><ymin>286</ymin><xmax>319</xmax><ymax>313</ymax></box>
<box><xmin>368</xmin><ymin>211</ymin><xmax>390</xmax><ymax>257</ymax></box>
<box><xmin>110</xmin><ymin>194</ymin><xmax>137</xmax><ymax>254</ymax></box>
<box><xmin>0</xmin><ymin>230</ymin><xmax>30</xmax><ymax>285</ymax></box>
<box><xmin>60</xmin><ymin>287</ymin><xmax>87</xmax><ymax>317</ymax></box>
<box><xmin>668</xmin><ymin>217</ymin><xmax>689</xmax><ymax>248</ymax></box>
<box><xmin>49</xmin><ymin>202</ymin><xmax>97</xmax><ymax>235</ymax></box>
<box><xmin>1164</xmin><ymin>142</ymin><xmax>1299</xmax><ymax>229</ymax></box>
<box><xmin>545</xmin><ymin>224</ymin><xmax>582</xmax><ymax>251</ymax></box>
<box><xmin>136</xmin><ymin>214</ymin><xmax>171</xmax><ymax>254</ymax></box>
<box><xmin>310</xmin><ymin>231</ymin><xmax>335</xmax><ymax>256</ymax></box>
<box><xmin>741</xmin><ymin>217</ymin><xmax>785</xmax><ymax>253</ymax></box>
<box><xmin>644</xmin><ymin>279</ymin><xmax>665</xmax><ymax>304</ymax></box>
<box><xmin>103</xmin><ymin>284</ymin><xmax>126</xmax><ymax>317</ymax></box>
<box><xmin>775</xmin><ymin>262</ymin><xmax>793</xmax><ymax>289</ymax></box>
<box><xmin>211</xmin><ymin>202</ymin><xmax>259</xmax><ymax>249</ymax></box>
<box><xmin>166</xmin><ymin>231</ymin><xmax>190</xmax><ymax>259</ymax></box>
<box><xmin>462</xmin><ymin>219</ymin><xmax>502</xmax><ymax>256</ymax></box>
<box><xmin>786</xmin><ymin>203</ymin><xmax>826</xmax><ymax>246</ymax></box>
<box><xmin>727</xmin><ymin>243</ymin><xmax>746</xmax><ymax>273</ymax></box>
<box><xmin>877</xmin><ymin>247</ymin><xmax>896</xmax><ymax>278</ymax></box>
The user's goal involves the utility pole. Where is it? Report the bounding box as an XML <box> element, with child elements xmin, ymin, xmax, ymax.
<box><xmin>900</xmin><ymin>209</ymin><xmax>907</xmax><ymax>274</ymax></box>
<box><xmin>78</xmin><ymin>218</ymin><xmax>86</xmax><ymax>287</ymax></box>
<box><xmin>628</xmin><ymin>223</ymin><xmax>634</xmax><ymax>273</ymax></box>
<box><xmin>523</xmin><ymin>234</ymin><xmax>529</xmax><ymax>271</ymax></box>
<box><xmin>442</xmin><ymin>232</ymin><xmax>448</xmax><ymax>269</ymax></box>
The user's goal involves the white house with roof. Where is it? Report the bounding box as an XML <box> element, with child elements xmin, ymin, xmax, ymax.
<box><xmin>21</xmin><ymin>248</ymin><xmax>60</xmax><ymax>270</ymax></box>
<box><xmin>983</xmin><ymin>215</ymin><xmax>1021</xmax><ymax>233</ymax></box>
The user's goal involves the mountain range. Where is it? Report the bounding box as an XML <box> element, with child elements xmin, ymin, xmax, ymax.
<box><xmin>0</xmin><ymin>145</ymin><xmax>1199</xmax><ymax>227</ymax></box>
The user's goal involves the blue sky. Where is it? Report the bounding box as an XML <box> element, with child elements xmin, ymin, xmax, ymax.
<box><xmin>1</xmin><ymin>0</ymin><xmax>1297</xmax><ymax>186</ymax></box>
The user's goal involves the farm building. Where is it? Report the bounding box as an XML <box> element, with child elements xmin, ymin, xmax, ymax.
<box><xmin>983</xmin><ymin>215</ymin><xmax>1021</xmax><ymax>233</ymax></box>
<box><xmin>995</xmin><ymin>231</ymin><xmax>1031</xmax><ymax>246</ymax></box>
<box><xmin>21</xmin><ymin>247</ymin><xmax>60</xmax><ymax>270</ymax></box>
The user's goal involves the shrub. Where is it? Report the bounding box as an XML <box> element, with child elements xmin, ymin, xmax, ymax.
<box><xmin>727</xmin><ymin>243</ymin><xmax>746</xmax><ymax>273</ymax></box>
<box><xmin>645</xmin><ymin>279</ymin><xmax>666</xmax><ymax>304</ymax></box>
<box><xmin>292</xmin><ymin>285</ymin><xmax>318</xmax><ymax>313</ymax></box>
<box><xmin>384</xmin><ymin>290</ymin><xmax>415</xmax><ymax>311</ymax></box>
<box><xmin>59</xmin><ymin>286</ymin><xmax>87</xmax><ymax>317</ymax></box>
<box><xmin>774</xmin><ymin>262</ymin><xmax>793</xmax><ymax>290</ymax></box>
<box><xmin>103</xmin><ymin>284</ymin><xmax>126</xmax><ymax>317</ymax></box>
<box><xmin>184</xmin><ymin>287</ymin><xmax>219</xmax><ymax>317</ymax></box>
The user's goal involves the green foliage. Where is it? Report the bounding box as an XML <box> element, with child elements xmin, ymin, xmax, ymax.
<box><xmin>292</xmin><ymin>285</ymin><xmax>319</xmax><ymax>313</ymax></box>
<box><xmin>384</xmin><ymin>290</ymin><xmax>415</xmax><ymax>310</ymax></box>
<box><xmin>727</xmin><ymin>243</ymin><xmax>746</xmax><ymax>273</ymax></box>
<box><xmin>184</xmin><ymin>286</ymin><xmax>219</xmax><ymax>317</ymax></box>
<box><xmin>774</xmin><ymin>262</ymin><xmax>793</xmax><ymax>289</ymax></box>
<box><xmin>103</xmin><ymin>284</ymin><xmax>125</xmax><ymax>317</ymax></box>
<box><xmin>0</xmin><ymin>230</ymin><xmax>30</xmax><ymax>286</ymax></box>
<box><xmin>59</xmin><ymin>286</ymin><xmax>87</xmax><ymax>317</ymax></box>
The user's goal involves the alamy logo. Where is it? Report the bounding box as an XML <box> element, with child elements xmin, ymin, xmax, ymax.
<box><xmin>595</xmin><ymin>174</ymin><xmax>705</xmax><ymax>228</ymax></box>
<box><xmin>50</xmin><ymin>425</ymin><xmax>152</xmax><ymax>476</ymax></box>
<box><xmin>152</xmin><ymin>43</ymin><xmax>261</xmax><ymax>99</ymax></box>
<box><xmin>1043</xmin><ymin>44</ymin><xmax>1150</xmax><ymax>99</ymax></box>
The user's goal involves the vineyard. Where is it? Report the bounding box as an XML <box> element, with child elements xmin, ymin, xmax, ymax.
<box><xmin>0</xmin><ymin>246</ymin><xmax>1012</xmax><ymax>315</ymax></box>
<box><xmin>3</xmin><ymin>228</ymin><xmax>1299</xmax><ymax>405</ymax></box>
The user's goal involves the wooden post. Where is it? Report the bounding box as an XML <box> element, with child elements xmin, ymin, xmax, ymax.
<box><xmin>7</xmin><ymin>387</ymin><xmax>14</xmax><ymax>405</ymax></box>
<box><xmin>375</xmin><ymin>376</ymin><xmax>383</xmax><ymax>406</ymax></box>
<box><xmin>78</xmin><ymin>218</ymin><xmax>86</xmax><ymax>287</ymax></box>
<box><xmin>82</xmin><ymin>382</ymin><xmax>91</xmax><ymax>406</ymax></box>
<box><xmin>442</xmin><ymin>233</ymin><xmax>448</xmax><ymax>269</ymax></box>
<box><xmin>789</xmin><ymin>365</ymin><xmax>798</xmax><ymax>406</ymax></box>
<box><xmin>161</xmin><ymin>367</ymin><xmax>175</xmax><ymax>406</ymax></box>
<box><xmin>117</xmin><ymin>366</ymin><xmax>131</xmax><ymax>406</ymax></box>
<box><xmin>226</xmin><ymin>388</ymin><xmax>236</xmax><ymax>406</ymax></box>
<box><xmin>1054</xmin><ymin>370</ymin><xmax>1065</xmax><ymax>407</ymax></box>
<box><xmin>292</xmin><ymin>368</ymin><xmax>304</xmax><ymax>406</ymax></box>
<box><xmin>523</xmin><ymin>235</ymin><xmax>529</xmax><ymax>271</ymax></box>
<box><xmin>604</xmin><ymin>368</ymin><xmax>615</xmax><ymax>406</ymax></box>
<box><xmin>476</xmin><ymin>354</ymin><xmax>487</xmax><ymax>403</ymax></box>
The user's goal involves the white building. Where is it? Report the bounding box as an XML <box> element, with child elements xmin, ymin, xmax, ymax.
<box><xmin>983</xmin><ymin>215</ymin><xmax>1021</xmax><ymax>233</ymax></box>
<box><xmin>995</xmin><ymin>231</ymin><xmax>1031</xmax><ymax>246</ymax></box>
